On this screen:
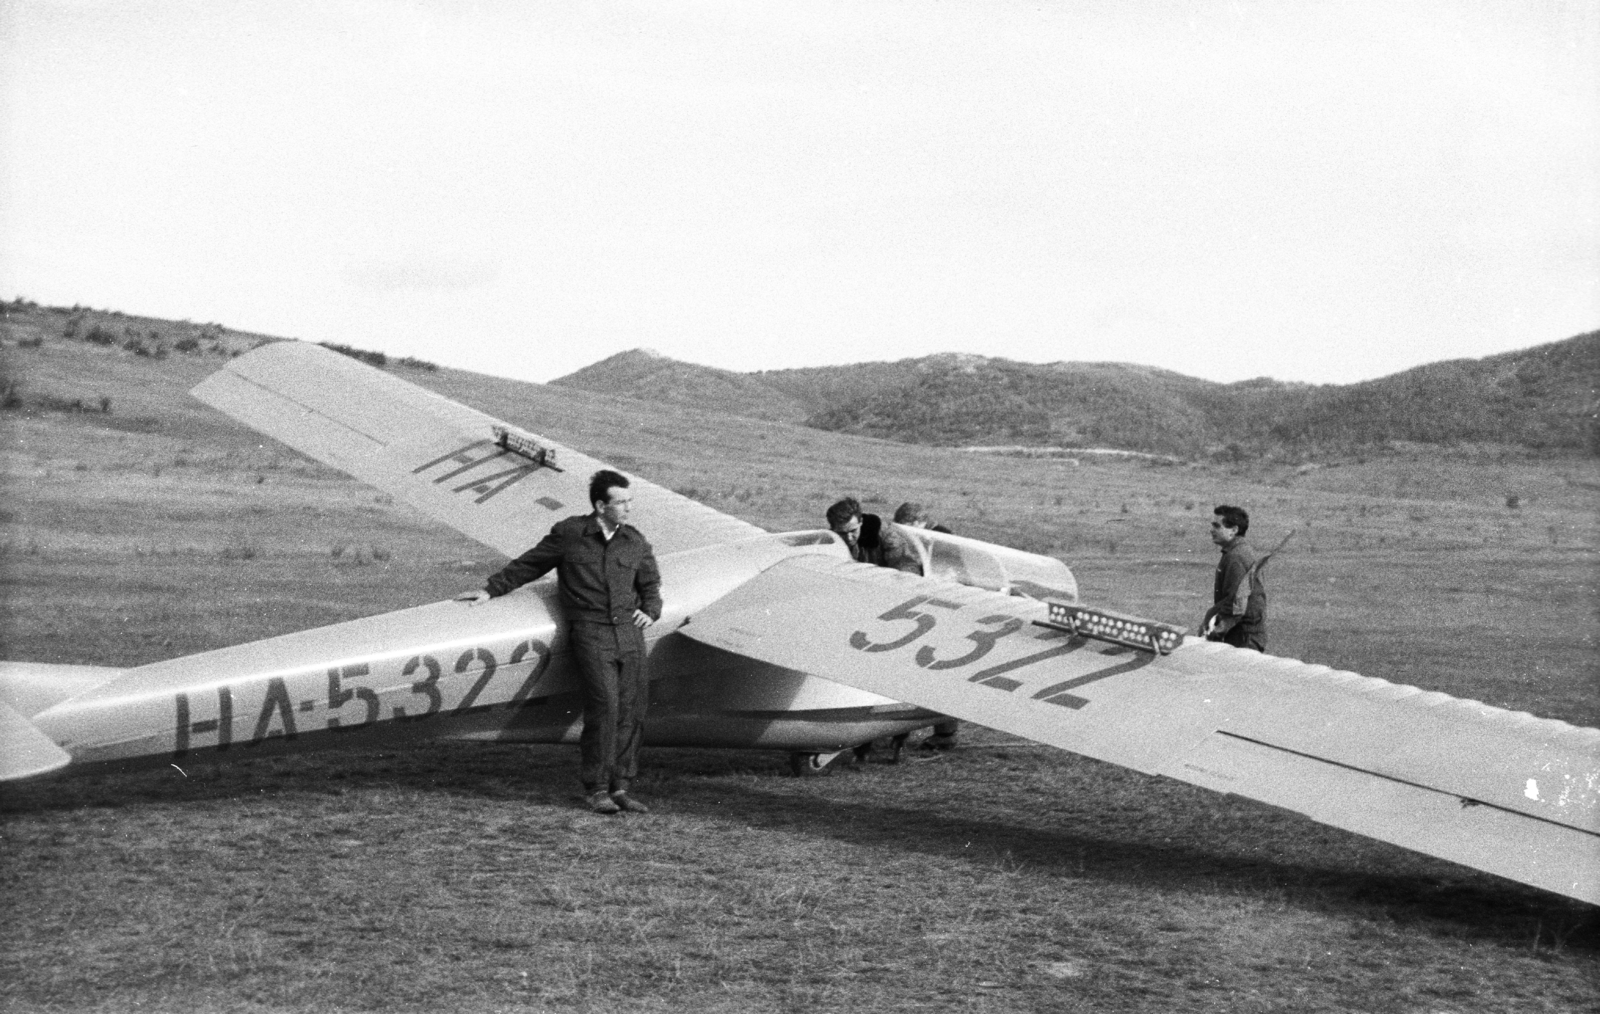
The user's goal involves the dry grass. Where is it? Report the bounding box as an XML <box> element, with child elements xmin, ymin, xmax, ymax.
<box><xmin>1</xmin><ymin>337</ymin><xmax>1596</xmax><ymax>1012</ymax></box>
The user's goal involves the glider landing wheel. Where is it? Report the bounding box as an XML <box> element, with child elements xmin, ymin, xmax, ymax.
<box><xmin>789</xmin><ymin>751</ymin><xmax>842</xmax><ymax>777</ymax></box>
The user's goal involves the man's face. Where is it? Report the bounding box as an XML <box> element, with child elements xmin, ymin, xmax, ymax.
<box><xmin>596</xmin><ymin>486</ymin><xmax>633</xmax><ymax>528</ymax></box>
<box><xmin>831</xmin><ymin>514</ymin><xmax>862</xmax><ymax>548</ymax></box>
<box><xmin>1209</xmin><ymin>517</ymin><xmax>1238</xmax><ymax>547</ymax></box>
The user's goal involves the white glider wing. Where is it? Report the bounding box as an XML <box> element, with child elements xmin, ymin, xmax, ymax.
<box><xmin>0</xmin><ymin>700</ymin><xmax>73</xmax><ymax>779</ymax></box>
<box><xmin>680</xmin><ymin>554</ymin><xmax>1600</xmax><ymax>905</ymax></box>
<box><xmin>191</xmin><ymin>342</ymin><xmax>765</xmax><ymax>558</ymax></box>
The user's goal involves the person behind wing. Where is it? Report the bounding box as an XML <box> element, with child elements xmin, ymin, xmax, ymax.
<box><xmin>825</xmin><ymin>496</ymin><xmax>921</xmax><ymax>574</ymax></box>
<box><xmin>1201</xmin><ymin>504</ymin><xmax>1267</xmax><ymax>652</ymax></box>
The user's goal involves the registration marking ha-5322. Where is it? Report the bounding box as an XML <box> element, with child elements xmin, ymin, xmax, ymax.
<box><xmin>171</xmin><ymin>637</ymin><xmax>554</xmax><ymax>758</ymax></box>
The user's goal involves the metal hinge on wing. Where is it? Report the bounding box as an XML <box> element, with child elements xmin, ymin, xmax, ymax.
<box><xmin>492</xmin><ymin>426</ymin><xmax>563</xmax><ymax>472</ymax></box>
<box><xmin>1036</xmin><ymin>601</ymin><xmax>1186</xmax><ymax>655</ymax></box>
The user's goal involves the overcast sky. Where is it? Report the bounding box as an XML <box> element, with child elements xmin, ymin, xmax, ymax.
<box><xmin>2</xmin><ymin>1</ymin><xmax>1595</xmax><ymax>385</ymax></box>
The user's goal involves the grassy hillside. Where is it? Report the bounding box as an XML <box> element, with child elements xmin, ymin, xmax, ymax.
<box><xmin>551</xmin><ymin>331</ymin><xmax>1599</xmax><ymax>459</ymax></box>
<box><xmin>555</xmin><ymin>348</ymin><xmax>811</xmax><ymax>423</ymax></box>
<box><xmin>1253</xmin><ymin>337</ymin><xmax>1599</xmax><ymax>453</ymax></box>
<box><xmin>2</xmin><ymin>302</ymin><xmax>1597</xmax><ymax>1013</ymax></box>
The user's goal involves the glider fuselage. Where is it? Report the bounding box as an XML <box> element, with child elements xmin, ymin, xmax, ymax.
<box><xmin>10</xmin><ymin>531</ymin><xmax>944</xmax><ymax>779</ymax></box>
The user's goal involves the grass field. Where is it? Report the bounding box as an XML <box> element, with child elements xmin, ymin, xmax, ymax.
<box><xmin>1</xmin><ymin>334</ymin><xmax>1596</xmax><ymax>1012</ymax></box>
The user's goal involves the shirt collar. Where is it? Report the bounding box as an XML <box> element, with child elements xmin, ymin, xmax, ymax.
<box><xmin>588</xmin><ymin>513</ymin><xmax>624</xmax><ymax>540</ymax></box>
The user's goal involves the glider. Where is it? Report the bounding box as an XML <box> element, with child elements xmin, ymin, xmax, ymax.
<box><xmin>1</xmin><ymin>341</ymin><xmax>1594</xmax><ymax>907</ymax></box>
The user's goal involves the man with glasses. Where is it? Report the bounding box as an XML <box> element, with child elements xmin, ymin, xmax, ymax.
<box><xmin>459</xmin><ymin>469</ymin><xmax>662</xmax><ymax>814</ymax></box>
<box><xmin>1201</xmin><ymin>504</ymin><xmax>1267</xmax><ymax>652</ymax></box>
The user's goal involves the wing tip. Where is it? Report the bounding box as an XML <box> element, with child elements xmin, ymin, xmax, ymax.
<box><xmin>0</xmin><ymin>700</ymin><xmax>73</xmax><ymax>782</ymax></box>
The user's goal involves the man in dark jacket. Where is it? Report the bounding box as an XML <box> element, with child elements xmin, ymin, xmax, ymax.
<box><xmin>1201</xmin><ymin>504</ymin><xmax>1267</xmax><ymax>652</ymax></box>
<box><xmin>459</xmin><ymin>469</ymin><xmax>662</xmax><ymax>813</ymax></box>
<box><xmin>826</xmin><ymin>497</ymin><xmax>922</xmax><ymax>574</ymax></box>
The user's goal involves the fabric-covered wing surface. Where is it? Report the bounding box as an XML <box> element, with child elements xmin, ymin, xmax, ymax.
<box><xmin>680</xmin><ymin>554</ymin><xmax>1600</xmax><ymax>905</ymax></box>
<box><xmin>191</xmin><ymin>342</ymin><xmax>765</xmax><ymax>558</ymax></box>
<box><xmin>0</xmin><ymin>700</ymin><xmax>72</xmax><ymax>779</ymax></box>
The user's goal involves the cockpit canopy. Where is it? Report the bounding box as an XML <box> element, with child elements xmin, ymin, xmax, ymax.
<box><xmin>907</xmin><ymin>527</ymin><xmax>1078</xmax><ymax>602</ymax></box>
<box><xmin>805</xmin><ymin>526</ymin><xmax>1077</xmax><ymax>602</ymax></box>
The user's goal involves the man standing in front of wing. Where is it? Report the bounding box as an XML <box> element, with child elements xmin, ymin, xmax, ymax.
<box><xmin>1201</xmin><ymin>504</ymin><xmax>1267</xmax><ymax>652</ymax></box>
<box><xmin>458</xmin><ymin>469</ymin><xmax>662</xmax><ymax>814</ymax></box>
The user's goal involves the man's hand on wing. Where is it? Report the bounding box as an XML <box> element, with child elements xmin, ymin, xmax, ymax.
<box><xmin>456</xmin><ymin>590</ymin><xmax>491</xmax><ymax>606</ymax></box>
<box><xmin>632</xmin><ymin>609</ymin><xmax>654</xmax><ymax>629</ymax></box>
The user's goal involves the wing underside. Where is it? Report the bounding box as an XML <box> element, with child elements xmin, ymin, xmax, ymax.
<box><xmin>679</xmin><ymin>554</ymin><xmax>1600</xmax><ymax>905</ymax></box>
<box><xmin>190</xmin><ymin>342</ymin><xmax>765</xmax><ymax>558</ymax></box>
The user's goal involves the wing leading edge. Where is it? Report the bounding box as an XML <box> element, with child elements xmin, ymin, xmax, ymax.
<box><xmin>680</xmin><ymin>554</ymin><xmax>1600</xmax><ymax>905</ymax></box>
<box><xmin>190</xmin><ymin>342</ymin><xmax>764</xmax><ymax>559</ymax></box>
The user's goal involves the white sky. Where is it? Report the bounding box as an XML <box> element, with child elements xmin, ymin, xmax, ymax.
<box><xmin>2</xmin><ymin>1</ymin><xmax>1596</xmax><ymax>385</ymax></box>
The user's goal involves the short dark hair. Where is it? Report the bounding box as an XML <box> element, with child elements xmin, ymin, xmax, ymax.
<box><xmin>893</xmin><ymin>501</ymin><xmax>928</xmax><ymax>525</ymax></box>
<box><xmin>1213</xmin><ymin>504</ymin><xmax>1249</xmax><ymax>536</ymax></box>
<box><xmin>590</xmin><ymin>469</ymin><xmax>630</xmax><ymax>506</ymax></box>
<box><xmin>825</xmin><ymin>497</ymin><xmax>862</xmax><ymax>530</ymax></box>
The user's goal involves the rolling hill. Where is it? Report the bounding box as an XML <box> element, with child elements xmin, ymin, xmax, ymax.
<box><xmin>554</xmin><ymin>349</ymin><xmax>810</xmax><ymax>423</ymax></box>
<box><xmin>553</xmin><ymin>333</ymin><xmax>1599</xmax><ymax>459</ymax></box>
<box><xmin>4</xmin><ymin>299</ymin><xmax>1593</xmax><ymax>460</ymax></box>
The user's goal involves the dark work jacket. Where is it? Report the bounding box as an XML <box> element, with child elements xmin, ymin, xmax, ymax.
<box><xmin>853</xmin><ymin>514</ymin><xmax>923</xmax><ymax>575</ymax></box>
<box><xmin>485</xmin><ymin>514</ymin><xmax>663</xmax><ymax>627</ymax></box>
<box><xmin>1209</xmin><ymin>537</ymin><xmax>1266</xmax><ymax>637</ymax></box>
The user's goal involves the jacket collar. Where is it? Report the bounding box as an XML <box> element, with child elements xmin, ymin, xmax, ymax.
<box><xmin>584</xmin><ymin>514</ymin><xmax>630</xmax><ymax>540</ymax></box>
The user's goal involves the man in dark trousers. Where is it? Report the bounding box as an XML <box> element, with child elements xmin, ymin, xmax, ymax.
<box><xmin>1201</xmin><ymin>504</ymin><xmax>1267</xmax><ymax>652</ymax></box>
<box><xmin>458</xmin><ymin>469</ymin><xmax>662</xmax><ymax>814</ymax></box>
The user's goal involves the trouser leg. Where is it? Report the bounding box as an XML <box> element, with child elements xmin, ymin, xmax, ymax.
<box><xmin>1223</xmin><ymin>626</ymin><xmax>1267</xmax><ymax>652</ymax></box>
<box><xmin>572</xmin><ymin>623</ymin><xmax>650</xmax><ymax>793</ymax></box>
<box><xmin>573</xmin><ymin>628</ymin><xmax>620</xmax><ymax>792</ymax></box>
<box><xmin>611</xmin><ymin>645</ymin><xmax>648</xmax><ymax>792</ymax></box>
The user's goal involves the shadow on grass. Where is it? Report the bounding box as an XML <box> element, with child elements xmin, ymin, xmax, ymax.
<box><xmin>4</xmin><ymin>737</ymin><xmax>1593</xmax><ymax>956</ymax></box>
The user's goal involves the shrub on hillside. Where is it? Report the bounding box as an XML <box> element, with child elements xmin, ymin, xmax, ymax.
<box><xmin>320</xmin><ymin>342</ymin><xmax>387</xmax><ymax>368</ymax></box>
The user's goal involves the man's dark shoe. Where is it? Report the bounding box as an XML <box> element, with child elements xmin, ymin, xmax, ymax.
<box><xmin>610</xmin><ymin>791</ymin><xmax>650</xmax><ymax>814</ymax></box>
<box><xmin>586</xmin><ymin>790</ymin><xmax>621</xmax><ymax>814</ymax></box>
<box><xmin>921</xmin><ymin>734</ymin><xmax>957</xmax><ymax>751</ymax></box>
